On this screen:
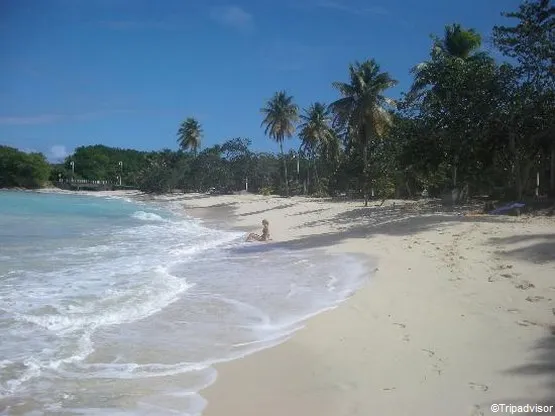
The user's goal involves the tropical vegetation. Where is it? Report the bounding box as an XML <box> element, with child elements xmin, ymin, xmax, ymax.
<box><xmin>0</xmin><ymin>146</ymin><xmax>51</xmax><ymax>189</ymax></box>
<box><xmin>2</xmin><ymin>1</ymin><xmax>554</xmax><ymax>203</ymax></box>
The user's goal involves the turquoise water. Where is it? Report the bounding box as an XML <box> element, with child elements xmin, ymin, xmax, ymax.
<box><xmin>0</xmin><ymin>191</ymin><xmax>367</xmax><ymax>415</ymax></box>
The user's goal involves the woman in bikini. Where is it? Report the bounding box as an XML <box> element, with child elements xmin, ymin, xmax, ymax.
<box><xmin>246</xmin><ymin>219</ymin><xmax>271</xmax><ymax>242</ymax></box>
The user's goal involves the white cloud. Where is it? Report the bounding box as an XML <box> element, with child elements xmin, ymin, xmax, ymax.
<box><xmin>209</xmin><ymin>6</ymin><xmax>254</xmax><ymax>33</ymax></box>
<box><xmin>49</xmin><ymin>145</ymin><xmax>70</xmax><ymax>162</ymax></box>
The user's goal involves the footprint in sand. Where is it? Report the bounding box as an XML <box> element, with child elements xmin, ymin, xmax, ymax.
<box><xmin>468</xmin><ymin>382</ymin><xmax>489</xmax><ymax>392</ymax></box>
<box><xmin>402</xmin><ymin>334</ymin><xmax>410</xmax><ymax>343</ymax></box>
<box><xmin>498</xmin><ymin>264</ymin><xmax>513</xmax><ymax>270</ymax></box>
<box><xmin>525</xmin><ymin>296</ymin><xmax>546</xmax><ymax>303</ymax></box>
<box><xmin>432</xmin><ymin>364</ymin><xmax>442</xmax><ymax>375</ymax></box>
<box><xmin>516</xmin><ymin>320</ymin><xmax>538</xmax><ymax>327</ymax></box>
<box><xmin>515</xmin><ymin>281</ymin><xmax>535</xmax><ymax>290</ymax></box>
<box><xmin>470</xmin><ymin>405</ymin><xmax>485</xmax><ymax>416</ymax></box>
<box><xmin>422</xmin><ymin>348</ymin><xmax>435</xmax><ymax>357</ymax></box>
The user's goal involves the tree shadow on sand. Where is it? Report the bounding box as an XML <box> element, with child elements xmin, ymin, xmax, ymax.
<box><xmin>230</xmin><ymin>207</ymin><xmax>511</xmax><ymax>255</ymax></box>
<box><xmin>298</xmin><ymin>202</ymin><xmax>504</xmax><ymax>231</ymax></box>
<box><xmin>488</xmin><ymin>234</ymin><xmax>555</xmax><ymax>265</ymax></box>
<box><xmin>238</xmin><ymin>203</ymin><xmax>297</xmax><ymax>217</ymax></box>
<box><xmin>288</xmin><ymin>208</ymin><xmax>329</xmax><ymax>216</ymax></box>
<box><xmin>479</xmin><ymin>327</ymin><xmax>555</xmax><ymax>413</ymax></box>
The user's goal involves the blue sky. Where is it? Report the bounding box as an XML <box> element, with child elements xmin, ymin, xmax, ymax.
<box><xmin>1</xmin><ymin>0</ymin><xmax>520</xmax><ymax>162</ymax></box>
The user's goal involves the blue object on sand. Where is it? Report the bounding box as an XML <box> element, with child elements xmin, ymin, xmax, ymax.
<box><xmin>489</xmin><ymin>202</ymin><xmax>525</xmax><ymax>215</ymax></box>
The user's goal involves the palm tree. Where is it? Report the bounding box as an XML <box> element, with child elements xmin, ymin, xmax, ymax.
<box><xmin>298</xmin><ymin>102</ymin><xmax>336</xmax><ymax>192</ymax></box>
<box><xmin>329</xmin><ymin>59</ymin><xmax>398</xmax><ymax>206</ymax></box>
<box><xmin>409</xmin><ymin>23</ymin><xmax>490</xmax><ymax>102</ymax></box>
<box><xmin>437</xmin><ymin>23</ymin><xmax>483</xmax><ymax>59</ymax></box>
<box><xmin>177</xmin><ymin>117</ymin><xmax>203</xmax><ymax>155</ymax></box>
<box><xmin>408</xmin><ymin>23</ymin><xmax>493</xmax><ymax>191</ymax></box>
<box><xmin>261</xmin><ymin>91</ymin><xmax>299</xmax><ymax>196</ymax></box>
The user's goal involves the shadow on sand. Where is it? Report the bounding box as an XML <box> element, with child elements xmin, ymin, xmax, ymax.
<box><xmin>238</xmin><ymin>203</ymin><xmax>297</xmax><ymax>217</ymax></box>
<box><xmin>488</xmin><ymin>234</ymin><xmax>555</xmax><ymax>265</ymax></box>
<box><xmin>231</xmin><ymin>209</ymin><xmax>511</xmax><ymax>255</ymax></box>
<box><xmin>479</xmin><ymin>327</ymin><xmax>555</xmax><ymax>413</ymax></box>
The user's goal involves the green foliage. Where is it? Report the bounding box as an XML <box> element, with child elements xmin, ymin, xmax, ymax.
<box><xmin>259</xmin><ymin>186</ymin><xmax>274</xmax><ymax>196</ymax></box>
<box><xmin>0</xmin><ymin>146</ymin><xmax>51</xmax><ymax>188</ymax></box>
<box><xmin>493</xmin><ymin>0</ymin><xmax>554</xmax><ymax>90</ymax></box>
<box><xmin>136</xmin><ymin>150</ymin><xmax>184</xmax><ymax>194</ymax></box>
<box><xmin>438</xmin><ymin>23</ymin><xmax>483</xmax><ymax>59</ymax></box>
<box><xmin>5</xmin><ymin>2</ymin><xmax>553</xmax><ymax>202</ymax></box>
<box><xmin>329</xmin><ymin>59</ymin><xmax>398</xmax><ymax>205</ymax></box>
<box><xmin>177</xmin><ymin>118</ymin><xmax>203</xmax><ymax>155</ymax></box>
<box><xmin>261</xmin><ymin>91</ymin><xmax>299</xmax><ymax>196</ymax></box>
<box><xmin>66</xmin><ymin>145</ymin><xmax>149</xmax><ymax>185</ymax></box>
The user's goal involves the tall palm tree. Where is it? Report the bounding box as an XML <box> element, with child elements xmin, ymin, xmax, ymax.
<box><xmin>261</xmin><ymin>91</ymin><xmax>299</xmax><ymax>196</ymax></box>
<box><xmin>408</xmin><ymin>23</ymin><xmax>493</xmax><ymax>190</ymax></box>
<box><xmin>409</xmin><ymin>23</ymin><xmax>490</xmax><ymax>101</ymax></box>
<box><xmin>177</xmin><ymin>117</ymin><xmax>203</xmax><ymax>155</ymax></box>
<box><xmin>298</xmin><ymin>102</ymin><xmax>336</xmax><ymax>191</ymax></box>
<box><xmin>329</xmin><ymin>59</ymin><xmax>397</xmax><ymax>206</ymax></box>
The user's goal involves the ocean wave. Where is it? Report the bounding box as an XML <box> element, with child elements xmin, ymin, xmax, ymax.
<box><xmin>0</xmin><ymin>191</ymin><xmax>373</xmax><ymax>415</ymax></box>
<box><xmin>17</xmin><ymin>266</ymin><xmax>192</xmax><ymax>333</ymax></box>
<box><xmin>131</xmin><ymin>211</ymin><xmax>166</xmax><ymax>222</ymax></box>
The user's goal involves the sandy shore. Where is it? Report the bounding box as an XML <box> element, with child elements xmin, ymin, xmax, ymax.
<box><xmin>178</xmin><ymin>193</ymin><xmax>555</xmax><ymax>416</ymax></box>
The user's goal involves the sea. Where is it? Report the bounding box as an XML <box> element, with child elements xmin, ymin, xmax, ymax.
<box><xmin>0</xmin><ymin>190</ymin><xmax>369</xmax><ymax>415</ymax></box>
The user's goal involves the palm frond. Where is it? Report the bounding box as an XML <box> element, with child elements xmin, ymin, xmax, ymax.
<box><xmin>177</xmin><ymin>117</ymin><xmax>203</xmax><ymax>153</ymax></box>
<box><xmin>261</xmin><ymin>91</ymin><xmax>299</xmax><ymax>145</ymax></box>
<box><xmin>329</xmin><ymin>59</ymin><xmax>398</xmax><ymax>147</ymax></box>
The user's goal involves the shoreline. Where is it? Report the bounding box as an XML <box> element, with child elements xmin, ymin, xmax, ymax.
<box><xmin>176</xmin><ymin>193</ymin><xmax>555</xmax><ymax>416</ymax></box>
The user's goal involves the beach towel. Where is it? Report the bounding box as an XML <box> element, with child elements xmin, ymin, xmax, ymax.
<box><xmin>489</xmin><ymin>202</ymin><xmax>525</xmax><ymax>215</ymax></box>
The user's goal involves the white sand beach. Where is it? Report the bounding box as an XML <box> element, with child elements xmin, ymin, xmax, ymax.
<box><xmin>178</xmin><ymin>193</ymin><xmax>555</xmax><ymax>416</ymax></box>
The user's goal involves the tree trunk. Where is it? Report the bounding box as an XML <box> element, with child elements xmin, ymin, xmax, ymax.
<box><xmin>405</xmin><ymin>180</ymin><xmax>412</xmax><ymax>198</ymax></box>
<box><xmin>509</xmin><ymin>133</ymin><xmax>523</xmax><ymax>200</ymax></box>
<box><xmin>306</xmin><ymin>162</ymin><xmax>310</xmax><ymax>194</ymax></box>
<box><xmin>515</xmin><ymin>164</ymin><xmax>523</xmax><ymax>200</ymax></box>
<box><xmin>280</xmin><ymin>141</ymin><xmax>289</xmax><ymax>197</ymax></box>
<box><xmin>363</xmin><ymin>140</ymin><xmax>369</xmax><ymax>207</ymax></box>
<box><xmin>313</xmin><ymin>154</ymin><xmax>319</xmax><ymax>192</ymax></box>
<box><xmin>521</xmin><ymin>159</ymin><xmax>533</xmax><ymax>200</ymax></box>
<box><xmin>550</xmin><ymin>143</ymin><xmax>555</xmax><ymax>195</ymax></box>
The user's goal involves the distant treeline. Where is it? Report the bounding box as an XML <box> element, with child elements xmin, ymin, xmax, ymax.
<box><xmin>51</xmin><ymin>141</ymin><xmax>314</xmax><ymax>195</ymax></box>
<box><xmin>61</xmin><ymin>1</ymin><xmax>555</xmax><ymax>201</ymax></box>
<box><xmin>0</xmin><ymin>146</ymin><xmax>51</xmax><ymax>189</ymax></box>
<box><xmin>2</xmin><ymin>1</ymin><xmax>554</xmax><ymax>201</ymax></box>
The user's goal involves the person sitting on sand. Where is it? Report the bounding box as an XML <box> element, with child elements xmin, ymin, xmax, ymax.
<box><xmin>246</xmin><ymin>219</ymin><xmax>271</xmax><ymax>242</ymax></box>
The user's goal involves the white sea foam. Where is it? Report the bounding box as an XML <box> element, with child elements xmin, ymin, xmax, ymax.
<box><xmin>131</xmin><ymin>211</ymin><xmax>166</xmax><ymax>222</ymax></box>
<box><xmin>17</xmin><ymin>267</ymin><xmax>192</xmax><ymax>333</ymax></box>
